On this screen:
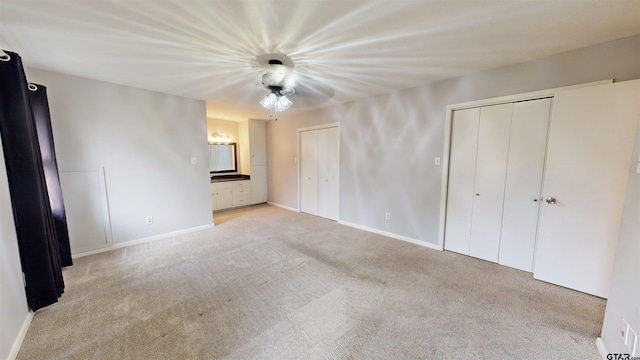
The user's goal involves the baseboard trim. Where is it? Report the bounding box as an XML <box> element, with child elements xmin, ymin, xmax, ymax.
<box><xmin>337</xmin><ymin>220</ymin><xmax>441</xmax><ymax>251</ymax></box>
<box><xmin>7</xmin><ymin>311</ymin><xmax>33</xmax><ymax>360</ymax></box>
<box><xmin>595</xmin><ymin>337</ymin><xmax>608</xmax><ymax>360</ymax></box>
<box><xmin>267</xmin><ymin>201</ymin><xmax>299</xmax><ymax>213</ymax></box>
<box><xmin>71</xmin><ymin>223</ymin><xmax>215</xmax><ymax>259</ymax></box>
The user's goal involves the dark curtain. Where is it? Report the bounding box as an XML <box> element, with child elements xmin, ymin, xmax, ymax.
<box><xmin>29</xmin><ymin>84</ymin><xmax>73</xmax><ymax>267</ymax></box>
<box><xmin>0</xmin><ymin>50</ymin><xmax>65</xmax><ymax>310</ymax></box>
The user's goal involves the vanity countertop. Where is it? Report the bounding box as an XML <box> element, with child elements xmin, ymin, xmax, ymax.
<box><xmin>211</xmin><ymin>174</ymin><xmax>250</xmax><ymax>183</ymax></box>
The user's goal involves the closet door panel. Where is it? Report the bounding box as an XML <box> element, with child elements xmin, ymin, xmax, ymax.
<box><xmin>300</xmin><ymin>130</ymin><xmax>319</xmax><ymax>215</ymax></box>
<box><xmin>499</xmin><ymin>98</ymin><xmax>551</xmax><ymax>272</ymax></box>
<box><xmin>318</xmin><ymin>127</ymin><xmax>339</xmax><ymax>220</ymax></box>
<box><xmin>444</xmin><ymin>108</ymin><xmax>480</xmax><ymax>255</ymax></box>
<box><xmin>469</xmin><ymin>103</ymin><xmax>512</xmax><ymax>262</ymax></box>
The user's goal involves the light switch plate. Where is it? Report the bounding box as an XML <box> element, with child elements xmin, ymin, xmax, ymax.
<box><xmin>434</xmin><ymin>157</ymin><xmax>441</xmax><ymax>166</ymax></box>
<box><xmin>191</xmin><ymin>157</ymin><xmax>197</xmax><ymax>165</ymax></box>
<box><xmin>636</xmin><ymin>162</ymin><xmax>640</xmax><ymax>174</ymax></box>
<box><xmin>622</xmin><ymin>319</ymin><xmax>630</xmax><ymax>344</ymax></box>
<box><xmin>628</xmin><ymin>327</ymin><xmax>637</xmax><ymax>355</ymax></box>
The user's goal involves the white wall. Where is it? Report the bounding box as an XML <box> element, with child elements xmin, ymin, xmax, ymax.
<box><xmin>25</xmin><ymin>68</ymin><xmax>213</xmax><ymax>244</ymax></box>
<box><xmin>600</xmin><ymin>117</ymin><xmax>640</xmax><ymax>354</ymax></box>
<box><xmin>0</xmin><ymin>136</ymin><xmax>30</xmax><ymax>360</ymax></box>
<box><xmin>267</xmin><ymin>34</ymin><xmax>640</xmax><ymax>247</ymax></box>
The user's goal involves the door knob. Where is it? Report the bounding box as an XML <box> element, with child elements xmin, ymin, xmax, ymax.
<box><xmin>475</xmin><ymin>193</ymin><xmax>480</xmax><ymax>196</ymax></box>
<box><xmin>533</xmin><ymin>198</ymin><xmax>538</xmax><ymax>202</ymax></box>
<box><xmin>546</xmin><ymin>197</ymin><xmax>557</xmax><ymax>205</ymax></box>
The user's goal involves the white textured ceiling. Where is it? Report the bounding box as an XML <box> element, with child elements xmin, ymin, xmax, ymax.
<box><xmin>2</xmin><ymin>0</ymin><xmax>640</xmax><ymax>120</ymax></box>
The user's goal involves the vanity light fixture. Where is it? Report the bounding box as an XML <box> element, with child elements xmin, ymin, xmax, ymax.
<box><xmin>208</xmin><ymin>133</ymin><xmax>231</xmax><ymax>144</ymax></box>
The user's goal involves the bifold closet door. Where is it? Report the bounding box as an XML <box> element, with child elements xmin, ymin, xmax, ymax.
<box><xmin>534</xmin><ymin>80</ymin><xmax>640</xmax><ymax>298</ymax></box>
<box><xmin>445</xmin><ymin>98</ymin><xmax>550</xmax><ymax>267</ymax></box>
<box><xmin>300</xmin><ymin>130</ymin><xmax>319</xmax><ymax>215</ymax></box>
<box><xmin>498</xmin><ymin>98</ymin><xmax>551</xmax><ymax>272</ymax></box>
<box><xmin>444</xmin><ymin>108</ymin><xmax>480</xmax><ymax>255</ymax></box>
<box><xmin>468</xmin><ymin>103</ymin><xmax>512</xmax><ymax>262</ymax></box>
<box><xmin>317</xmin><ymin>126</ymin><xmax>339</xmax><ymax>220</ymax></box>
<box><xmin>444</xmin><ymin>103</ymin><xmax>512</xmax><ymax>260</ymax></box>
<box><xmin>300</xmin><ymin>127</ymin><xmax>339</xmax><ymax>220</ymax></box>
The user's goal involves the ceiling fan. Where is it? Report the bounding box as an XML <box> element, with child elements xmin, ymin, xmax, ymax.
<box><xmin>258</xmin><ymin>55</ymin><xmax>296</xmax><ymax>115</ymax></box>
<box><xmin>255</xmin><ymin>53</ymin><xmax>336</xmax><ymax>117</ymax></box>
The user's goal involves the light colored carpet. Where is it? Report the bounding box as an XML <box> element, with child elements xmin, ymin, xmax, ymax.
<box><xmin>16</xmin><ymin>204</ymin><xmax>604</xmax><ymax>359</ymax></box>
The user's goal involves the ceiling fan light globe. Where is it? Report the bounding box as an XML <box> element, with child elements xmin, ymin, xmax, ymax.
<box><xmin>274</xmin><ymin>95</ymin><xmax>292</xmax><ymax>111</ymax></box>
<box><xmin>260</xmin><ymin>93</ymin><xmax>278</xmax><ymax>109</ymax></box>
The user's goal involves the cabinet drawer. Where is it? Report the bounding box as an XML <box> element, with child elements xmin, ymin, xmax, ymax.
<box><xmin>232</xmin><ymin>194</ymin><xmax>251</xmax><ymax>206</ymax></box>
<box><xmin>233</xmin><ymin>180</ymin><xmax>250</xmax><ymax>187</ymax></box>
<box><xmin>232</xmin><ymin>188</ymin><xmax>249</xmax><ymax>196</ymax></box>
<box><xmin>211</xmin><ymin>182</ymin><xmax>232</xmax><ymax>192</ymax></box>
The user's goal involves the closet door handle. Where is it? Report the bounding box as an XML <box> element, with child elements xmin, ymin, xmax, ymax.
<box><xmin>546</xmin><ymin>197</ymin><xmax>557</xmax><ymax>205</ymax></box>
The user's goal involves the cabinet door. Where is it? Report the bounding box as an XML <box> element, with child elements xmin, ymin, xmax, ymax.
<box><xmin>534</xmin><ymin>80</ymin><xmax>640</xmax><ymax>297</ymax></box>
<box><xmin>212</xmin><ymin>185</ymin><xmax>233</xmax><ymax>210</ymax></box>
<box><xmin>251</xmin><ymin>165</ymin><xmax>268</xmax><ymax>204</ymax></box>
<box><xmin>498</xmin><ymin>98</ymin><xmax>551</xmax><ymax>271</ymax></box>
<box><xmin>300</xmin><ymin>130</ymin><xmax>319</xmax><ymax>215</ymax></box>
<box><xmin>318</xmin><ymin>127</ymin><xmax>339</xmax><ymax>220</ymax></box>
<box><xmin>444</xmin><ymin>108</ymin><xmax>480</xmax><ymax>255</ymax></box>
<box><xmin>249</xmin><ymin>120</ymin><xmax>267</xmax><ymax>166</ymax></box>
<box><xmin>468</xmin><ymin>103</ymin><xmax>512</xmax><ymax>262</ymax></box>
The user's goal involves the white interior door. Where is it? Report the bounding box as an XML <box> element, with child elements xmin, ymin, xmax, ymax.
<box><xmin>444</xmin><ymin>108</ymin><xmax>480</xmax><ymax>255</ymax></box>
<box><xmin>499</xmin><ymin>98</ymin><xmax>551</xmax><ymax>271</ymax></box>
<box><xmin>300</xmin><ymin>130</ymin><xmax>319</xmax><ymax>215</ymax></box>
<box><xmin>59</xmin><ymin>169</ymin><xmax>111</xmax><ymax>254</ymax></box>
<box><xmin>318</xmin><ymin>127</ymin><xmax>340</xmax><ymax>220</ymax></box>
<box><xmin>534</xmin><ymin>80</ymin><xmax>640</xmax><ymax>298</ymax></box>
<box><xmin>469</xmin><ymin>103</ymin><xmax>512</xmax><ymax>262</ymax></box>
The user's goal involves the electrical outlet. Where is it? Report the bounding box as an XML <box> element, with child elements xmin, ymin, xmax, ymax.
<box><xmin>622</xmin><ymin>319</ymin><xmax>630</xmax><ymax>344</ymax></box>
<box><xmin>385</xmin><ymin>212</ymin><xmax>390</xmax><ymax>220</ymax></box>
<box><xmin>145</xmin><ymin>216</ymin><xmax>153</xmax><ymax>225</ymax></box>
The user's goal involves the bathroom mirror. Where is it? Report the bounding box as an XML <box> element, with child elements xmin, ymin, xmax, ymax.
<box><xmin>208</xmin><ymin>143</ymin><xmax>237</xmax><ymax>173</ymax></box>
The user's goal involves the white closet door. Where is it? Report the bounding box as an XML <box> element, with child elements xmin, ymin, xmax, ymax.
<box><xmin>300</xmin><ymin>130</ymin><xmax>319</xmax><ymax>215</ymax></box>
<box><xmin>469</xmin><ymin>103</ymin><xmax>512</xmax><ymax>262</ymax></box>
<box><xmin>444</xmin><ymin>108</ymin><xmax>480</xmax><ymax>255</ymax></box>
<box><xmin>498</xmin><ymin>98</ymin><xmax>551</xmax><ymax>272</ymax></box>
<box><xmin>318</xmin><ymin>127</ymin><xmax>340</xmax><ymax>220</ymax></box>
<box><xmin>534</xmin><ymin>80</ymin><xmax>640</xmax><ymax>298</ymax></box>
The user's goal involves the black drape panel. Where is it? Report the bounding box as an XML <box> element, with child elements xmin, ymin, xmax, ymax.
<box><xmin>29</xmin><ymin>84</ymin><xmax>73</xmax><ymax>267</ymax></box>
<box><xmin>0</xmin><ymin>50</ymin><xmax>65</xmax><ymax>310</ymax></box>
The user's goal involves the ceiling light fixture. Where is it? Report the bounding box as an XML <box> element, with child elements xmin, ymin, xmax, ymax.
<box><xmin>260</xmin><ymin>86</ymin><xmax>292</xmax><ymax>112</ymax></box>
<box><xmin>259</xmin><ymin>59</ymin><xmax>295</xmax><ymax>117</ymax></box>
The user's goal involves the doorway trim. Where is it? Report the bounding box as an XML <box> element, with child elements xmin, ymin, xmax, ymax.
<box><xmin>437</xmin><ymin>80</ymin><xmax>612</xmax><ymax>250</ymax></box>
<box><xmin>297</xmin><ymin>122</ymin><xmax>341</xmax><ymax>217</ymax></box>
